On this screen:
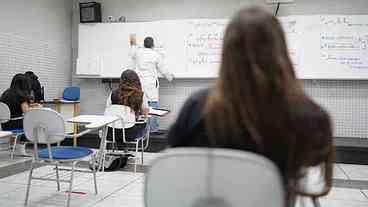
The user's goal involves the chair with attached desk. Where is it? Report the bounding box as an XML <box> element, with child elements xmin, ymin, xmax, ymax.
<box><xmin>0</xmin><ymin>131</ymin><xmax>13</xmax><ymax>151</ymax></box>
<box><xmin>103</xmin><ymin>105</ymin><xmax>150</xmax><ymax>172</ymax></box>
<box><xmin>0</xmin><ymin>101</ymin><xmax>25</xmax><ymax>159</ymax></box>
<box><xmin>23</xmin><ymin>108</ymin><xmax>98</xmax><ymax>207</ymax></box>
<box><xmin>145</xmin><ymin>148</ymin><xmax>285</xmax><ymax>207</ymax></box>
<box><xmin>67</xmin><ymin>114</ymin><xmax>120</xmax><ymax>171</ymax></box>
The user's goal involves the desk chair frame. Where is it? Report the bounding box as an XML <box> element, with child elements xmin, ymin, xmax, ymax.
<box><xmin>23</xmin><ymin>108</ymin><xmax>98</xmax><ymax>207</ymax></box>
<box><xmin>0</xmin><ymin>101</ymin><xmax>25</xmax><ymax>159</ymax></box>
<box><xmin>103</xmin><ymin>105</ymin><xmax>151</xmax><ymax>172</ymax></box>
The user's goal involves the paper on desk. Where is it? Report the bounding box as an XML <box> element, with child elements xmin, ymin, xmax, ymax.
<box><xmin>0</xmin><ymin>131</ymin><xmax>12</xmax><ymax>138</ymax></box>
<box><xmin>149</xmin><ymin>108</ymin><xmax>170</xmax><ymax>116</ymax></box>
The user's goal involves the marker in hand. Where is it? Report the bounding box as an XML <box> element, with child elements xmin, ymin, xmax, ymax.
<box><xmin>129</xmin><ymin>34</ymin><xmax>137</xmax><ymax>46</ymax></box>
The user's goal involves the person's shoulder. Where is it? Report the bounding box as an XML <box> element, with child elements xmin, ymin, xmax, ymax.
<box><xmin>179</xmin><ymin>88</ymin><xmax>210</xmax><ymax>114</ymax></box>
<box><xmin>1</xmin><ymin>88</ymin><xmax>28</xmax><ymax>102</ymax></box>
<box><xmin>1</xmin><ymin>88</ymin><xmax>15</xmax><ymax>98</ymax></box>
<box><xmin>186</xmin><ymin>88</ymin><xmax>210</xmax><ymax>105</ymax></box>
<box><xmin>143</xmin><ymin>48</ymin><xmax>160</xmax><ymax>57</ymax></box>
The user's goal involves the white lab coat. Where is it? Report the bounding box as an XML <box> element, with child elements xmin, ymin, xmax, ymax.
<box><xmin>129</xmin><ymin>46</ymin><xmax>172</xmax><ymax>102</ymax></box>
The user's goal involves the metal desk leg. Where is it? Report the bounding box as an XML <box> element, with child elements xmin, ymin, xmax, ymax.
<box><xmin>97</xmin><ymin>126</ymin><xmax>108</xmax><ymax>171</ymax></box>
<box><xmin>72</xmin><ymin>103</ymin><xmax>79</xmax><ymax>147</ymax></box>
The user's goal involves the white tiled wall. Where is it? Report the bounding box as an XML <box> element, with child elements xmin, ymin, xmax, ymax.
<box><xmin>0</xmin><ymin>0</ymin><xmax>72</xmax><ymax>100</ymax></box>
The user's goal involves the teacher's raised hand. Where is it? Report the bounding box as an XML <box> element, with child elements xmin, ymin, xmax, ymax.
<box><xmin>129</xmin><ymin>33</ymin><xmax>137</xmax><ymax>46</ymax></box>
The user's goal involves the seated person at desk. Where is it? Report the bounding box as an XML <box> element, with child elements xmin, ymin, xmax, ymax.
<box><xmin>105</xmin><ymin>69</ymin><xmax>149</xmax><ymax>144</ymax></box>
<box><xmin>167</xmin><ymin>7</ymin><xmax>335</xmax><ymax>206</ymax></box>
<box><xmin>0</xmin><ymin>73</ymin><xmax>32</xmax><ymax>155</ymax></box>
<box><xmin>25</xmin><ymin>71</ymin><xmax>43</xmax><ymax>103</ymax></box>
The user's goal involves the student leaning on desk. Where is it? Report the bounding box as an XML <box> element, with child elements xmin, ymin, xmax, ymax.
<box><xmin>0</xmin><ymin>73</ymin><xmax>38</xmax><ymax>156</ymax></box>
<box><xmin>167</xmin><ymin>6</ymin><xmax>335</xmax><ymax>207</ymax></box>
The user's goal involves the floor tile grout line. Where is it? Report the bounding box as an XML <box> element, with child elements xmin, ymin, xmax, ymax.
<box><xmin>0</xmin><ymin>186</ymin><xmax>28</xmax><ymax>199</ymax></box>
<box><xmin>87</xmin><ymin>175</ymin><xmax>144</xmax><ymax>207</ymax></box>
<box><xmin>338</xmin><ymin>164</ymin><xmax>352</xmax><ymax>180</ymax></box>
<box><xmin>0</xmin><ymin>172</ymin><xmax>144</xmax><ymax>205</ymax></box>
<box><xmin>361</xmin><ymin>189</ymin><xmax>368</xmax><ymax>200</ymax></box>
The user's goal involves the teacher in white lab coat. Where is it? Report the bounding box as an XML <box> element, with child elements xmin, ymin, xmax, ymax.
<box><xmin>129</xmin><ymin>35</ymin><xmax>174</xmax><ymax>134</ymax></box>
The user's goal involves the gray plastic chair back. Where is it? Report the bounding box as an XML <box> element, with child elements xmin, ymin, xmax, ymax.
<box><xmin>23</xmin><ymin>108</ymin><xmax>65</xmax><ymax>144</ymax></box>
<box><xmin>145</xmin><ymin>148</ymin><xmax>285</xmax><ymax>207</ymax></box>
<box><xmin>0</xmin><ymin>102</ymin><xmax>11</xmax><ymax>124</ymax></box>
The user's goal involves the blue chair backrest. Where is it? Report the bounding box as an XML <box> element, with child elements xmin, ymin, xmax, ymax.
<box><xmin>63</xmin><ymin>87</ymin><xmax>80</xmax><ymax>101</ymax></box>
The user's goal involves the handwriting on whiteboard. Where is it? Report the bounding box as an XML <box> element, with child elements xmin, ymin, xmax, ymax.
<box><xmin>320</xmin><ymin>34</ymin><xmax>368</xmax><ymax>69</ymax></box>
<box><xmin>320</xmin><ymin>15</ymin><xmax>368</xmax><ymax>70</ymax></box>
<box><xmin>185</xmin><ymin>20</ymin><xmax>227</xmax><ymax>66</ymax></box>
<box><xmin>321</xmin><ymin>16</ymin><xmax>368</xmax><ymax>27</ymax></box>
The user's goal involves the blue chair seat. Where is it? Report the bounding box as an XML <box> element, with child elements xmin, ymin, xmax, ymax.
<box><xmin>38</xmin><ymin>147</ymin><xmax>93</xmax><ymax>160</ymax></box>
<box><xmin>63</xmin><ymin>87</ymin><xmax>80</xmax><ymax>101</ymax></box>
<box><xmin>6</xmin><ymin>128</ymin><xmax>24</xmax><ymax>134</ymax></box>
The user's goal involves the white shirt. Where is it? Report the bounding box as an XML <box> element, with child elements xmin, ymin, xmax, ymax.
<box><xmin>129</xmin><ymin>46</ymin><xmax>172</xmax><ymax>101</ymax></box>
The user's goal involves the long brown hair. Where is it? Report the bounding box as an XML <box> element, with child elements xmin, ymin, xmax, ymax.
<box><xmin>119</xmin><ymin>70</ymin><xmax>144</xmax><ymax>116</ymax></box>
<box><xmin>205</xmin><ymin>6</ymin><xmax>334</xmax><ymax>205</ymax></box>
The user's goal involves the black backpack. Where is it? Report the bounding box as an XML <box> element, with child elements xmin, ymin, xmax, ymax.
<box><xmin>90</xmin><ymin>153</ymin><xmax>129</xmax><ymax>171</ymax></box>
<box><xmin>103</xmin><ymin>153</ymin><xmax>128</xmax><ymax>171</ymax></box>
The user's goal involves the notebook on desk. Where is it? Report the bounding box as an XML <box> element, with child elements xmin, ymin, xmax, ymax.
<box><xmin>149</xmin><ymin>108</ymin><xmax>170</xmax><ymax>117</ymax></box>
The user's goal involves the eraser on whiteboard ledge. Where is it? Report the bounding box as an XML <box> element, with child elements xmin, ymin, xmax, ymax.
<box><xmin>266</xmin><ymin>0</ymin><xmax>295</xmax><ymax>4</ymax></box>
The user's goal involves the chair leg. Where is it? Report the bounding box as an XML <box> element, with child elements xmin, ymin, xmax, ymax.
<box><xmin>67</xmin><ymin>162</ymin><xmax>76</xmax><ymax>207</ymax></box>
<box><xmin>10</xmin><ymin>135</ymin><xmax>18</xmax><ymax>160</ymax></box>
<box><xmin>91</xmin><ymin>155</ymin><xmax>98</xmax><ymax>195</ymax></box>
<box><xmin>24</xmin><ymin>161</ymin><xmax>34</xmax><ymax>206</ymax></box>
<box><xmin>102</xmin><ymin>148</ymin><xmax>106</xmax><ymax>172</ymax></box>
<box><xmin>134</xmin><ymin>141</ymin><xmax>139</xmax><ymax>173</ymax></box>
<box><xmin>312</xmin><ymin>197</ymin><xmax>321</xmax><ymax>207</ymax></box>
<box><xmin>141</xmin><ymin>139</ymin><xmax>144</xmax><ymax>165</ymax></box>
<box><xmin>55</xmin><ymin>163</ymin><xmax>60</xmax><ymax>191</ymax></box>
<box><xmin>98</xmin><ymin>128</ymin><xmax>108</xmax><ymax>172</ymax></box>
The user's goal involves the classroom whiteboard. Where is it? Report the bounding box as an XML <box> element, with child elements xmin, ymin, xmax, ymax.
<box><xmin>78</xmin><ymin>15</ymin><xmax>368</xmax><ymax>79</ymax></box>
<box><xmin>78</xmin><ymin>19</ymin><xmax>227</xmax><ymax>78</ymax></box>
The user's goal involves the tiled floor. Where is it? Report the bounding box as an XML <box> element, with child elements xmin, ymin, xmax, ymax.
<box><xmin>1</xmin><ymin>152</ymin><xmax>368</xmax><ymax>206</ymax></box>
<box><xmin>1</xmin><ymin>166</ymin><xmax>368</xmax><ymax>207</ymax></box>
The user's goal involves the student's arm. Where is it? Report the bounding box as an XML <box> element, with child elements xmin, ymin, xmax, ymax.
<box><xmin>127</xmin><ymin>34</ymin><xmax>138</xmax><ymax>69</ymax></box>
<box><xmin>21</xmin><ymin>102</ymin><xmax>30</xmax><ymax>113</ymax></box>
<box><xmin>167</xmin><ymin>89</ymin><xmax>208</xmax><ymax>147</ymax></box>
<box><xmin>129</xmin><ymin>34</ymin><xmax>137</xmax><ymax>46</ymax></box>
<box><xmin>167</xmin><ymin>100</ymin><xmax>193</xmax><ymax>147</ymax></box>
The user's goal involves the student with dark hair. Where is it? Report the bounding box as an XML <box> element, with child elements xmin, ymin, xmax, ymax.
<box><xmin>24</xmin><ymin>71</ymin><xmax>43</xmax><ymax>103</ymax></box>
<box><xmin>106</xmin><ymin>69</ymin><xmax>149</xmax><ymax>140</ymax></box>
<box><xmin>167</xmin><ymin>6</ymin><xmax>335</xmax><ymax>206</ymax></box>
<box><xmin>1</xmin><ymin>73</ymin><xmax>32</xmax><ymax>155</ymax></box>
<box><xmin>1</xmin><ymin>74</ymin><xmax>31</xmax><ymax>130</ymax></box>
<box><xmin>129</xmin><ymin>35</ymin><xmax>174</xmax><ymax>134</ymax></box>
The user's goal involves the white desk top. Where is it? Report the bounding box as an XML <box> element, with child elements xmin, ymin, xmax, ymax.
<box><xmin>67</xmin><ymin>115</ymin><xmax>119</xmax><ymax>129</ymax></box>
<box><xmin>0</xmin><ymin>131</ymin><xmax>12</xmax><ymax>138</ymax></box>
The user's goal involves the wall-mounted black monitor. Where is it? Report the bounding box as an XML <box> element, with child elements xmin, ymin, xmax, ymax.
<box><xmin>80</xmin><ymin>2</ymin><xmax>102</xmax><ymax>23</ymax></box>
